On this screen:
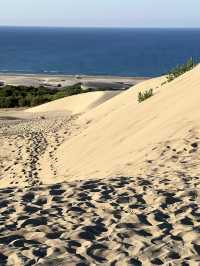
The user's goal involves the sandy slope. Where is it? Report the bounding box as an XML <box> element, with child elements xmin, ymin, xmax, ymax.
<box><xmin>1</xmin><ymin>67</ymin><xmax>200</xmax><ymax>265</ymax></box>
<box><xmin>0</xmin><ymin>90</ymin><xmax>121</xmax><ymax>189</ymax></box>
<box><xmin>25</xmin><ymin>91</ymin><xmax>120</xmax><ymax>115</ymax></box>
<box><xmin>55</xmin><ymin>66</ymin><xmax>200</xmax><ymax>181</ymax></box>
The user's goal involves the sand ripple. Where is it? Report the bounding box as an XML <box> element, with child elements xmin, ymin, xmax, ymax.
<box><xmin>0</xmin><ymin>174</ymin><xmax>200</xmax><ymax>265</ymax></box>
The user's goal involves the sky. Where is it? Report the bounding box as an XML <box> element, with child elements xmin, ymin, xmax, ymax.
<box><xmin>0</xmin><ymin>0</ymin><xmax>200</xmax><ymax>28</ymax></box>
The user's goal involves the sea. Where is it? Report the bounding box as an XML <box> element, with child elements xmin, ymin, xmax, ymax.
<box><xmin>0</xmin><ymin>27</ymin><xmax>200</xmax><ymax>77</ymax></box>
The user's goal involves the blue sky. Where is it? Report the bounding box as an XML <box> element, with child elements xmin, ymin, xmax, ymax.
<box><xmin>0</xmin><ymin>0</ymin><xmax>200</xmax><ymax>28</ymax></box>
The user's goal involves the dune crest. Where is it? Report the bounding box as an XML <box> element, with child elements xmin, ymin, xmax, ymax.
<box><xmin>54</xmin><ymin>65</ymin><xmax>200</xmax><ymax>181</ymax></box>
<box><xmin>1</xmin><ymin>66</ymin><xmax>200</xmax><ymax>265</ymax></box>
<box><xmin>26</xmin><ymin>91</ymin><xmax>120</xmax><ymax>115</ymax></box>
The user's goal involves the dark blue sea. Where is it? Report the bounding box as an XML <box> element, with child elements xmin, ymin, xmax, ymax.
<box><xmin>0</xmin><ymin>27</ymin><xmax>200</xmax><ymax>77</ymax></box>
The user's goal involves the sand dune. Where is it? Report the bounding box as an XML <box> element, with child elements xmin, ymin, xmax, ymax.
<box><xmin>26</xmin><ymin>91</ymin><xmax>120</xmax><ymax>115</ymax></box>
<box><xmin>55</xmin><ymin>65</ymin><xmax>200</xmax><ymax>181</ymax></box>
<box><xmin>1</xmin><ymin>66</ymin><xmax>200</xmax><ymax>265</ymax></box>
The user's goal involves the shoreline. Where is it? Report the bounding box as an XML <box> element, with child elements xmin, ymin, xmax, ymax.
<box><xmin>0</xmin><ymin>73</ymin><xmax>149</xmax><ymax>90</ymax></box>
<box><xmin>0</xmin><ymin>72</ymin><xmax>150</xmax><ymax>79</ymax></box>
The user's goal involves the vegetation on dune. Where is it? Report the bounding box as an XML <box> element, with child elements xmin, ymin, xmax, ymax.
<box><xmin>138</xmin><ymin>88</ymin><xmax>153</xmax><ymax>103</ymax></box>
<box><xmin>0</xmin><ymin>83</ymin><xmax>91</xmax><ymax>108</ymax></box>
<box><xmin>1</xmin><ymin>59</ymin><xmax>197</xmax><ymax>108</ymax></box>
<box><xmin>137</xmin><ymin>58</ymin><xmax>197</xmax><ymax>103</ymax></box>
<box><xmin>166</xmin><ymin>57</ymin><xmax>196</xmax><ymax>82</ymax></box>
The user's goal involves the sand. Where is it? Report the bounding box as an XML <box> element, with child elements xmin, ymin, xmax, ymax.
<box><xmin>25</xmin><ymin>91</ymin><xmax>120</xmax><ymax>114</ymax></box>
<box><xmin>54</xmin><ymin>66</ymin><xmax>200</xmax><ymax>181</ymax></box>
<box><xmin>0</xmin><ymin>74</ymin><xmax>147</xmax><ymax>90</ymax></box>
<box><xmin>1</xmin><ymin>67</ymin><xmax>200</xmax><ymax>265</ymax></box>
<box><xmin>0</xmin><ymin>91</ymin><xmax>119</xmax><ymax>189</ymax></box>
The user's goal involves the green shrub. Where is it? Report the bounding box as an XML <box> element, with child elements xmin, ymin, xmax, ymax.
<box><xmin>166</xmin><ymin>57</ymin><xmax>196</xmax><ymax>82</ymax></box>
<box><xmin>0</xmin><ymin>83</ymin><xmax>88</xmax><ymax>108</ymax></box>
<box><xmin>138</xmin><ymin>89</ymin><xmax>153</xmax><ymax>103</ymax></box>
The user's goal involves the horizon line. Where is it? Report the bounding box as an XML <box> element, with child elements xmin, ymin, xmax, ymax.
<box><xmin>0</xmin><ymin>25</ymin><xmax>200</xmax><ymax>29</ymax></box>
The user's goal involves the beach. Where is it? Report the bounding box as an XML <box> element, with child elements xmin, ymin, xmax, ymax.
<box><xmin>0</xmin><ymin>66</ymin><xmax>200</xmax><ymax>265</ymax></box>
<box><xmin>0</xmin><ymin>74</ymin><xmax>147</xmax><ymax>91</ymax></box>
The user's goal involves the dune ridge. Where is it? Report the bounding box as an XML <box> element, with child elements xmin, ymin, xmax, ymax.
<box><xmin>26</xmin><ymin>91</ymin><xmax>120</xmax><ymax>115</ymax></box>
<box><xmin>54</xmin><ymin>65</ymin><xmax>200</xmax><ymax>181</ymax></box>
<box><xmin>1</xmin><ymin>66</ymin><xmax>200</xmax><ymax>265</ymax></box>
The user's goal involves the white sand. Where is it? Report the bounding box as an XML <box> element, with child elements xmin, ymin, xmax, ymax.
<box><xmin>25</xmin><ymin>91</ymin><xmax>120</xmax><ymax>114</ymax></box>
<box><xmin>53</xmin><ymin>66</ymin><xmax>200</xmax><ymax>181</ymax></box>
<box><xmin>0</xmin><ymin>74</ymin><xmax>146</xmax><ymax>89</ymax></box>
<box><xmin>1</xmin><ymin>67</ymin><xmax>200</xmax><ymax>265</ymax></box>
